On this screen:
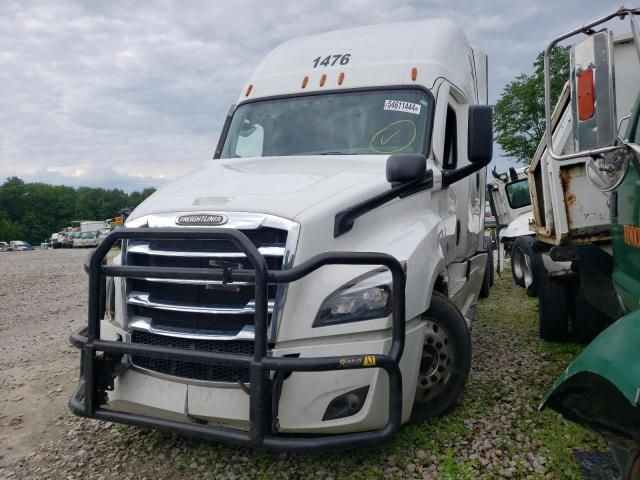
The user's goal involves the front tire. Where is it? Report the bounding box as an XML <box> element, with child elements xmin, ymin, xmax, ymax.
<box><xmin>535</xmin><ymin>259</ymin><xmax>570</xmax><ymax>341</ymax></box>
<box><xmin>571</xmin><ymin>280</ymin><xmax>611</xmax><ymax>343</ymax></box>
<box><xmin>511</xmin><ymin>236</ymin><xmax>536</xmax><ymax>295</ymax></box>
<box><xmin>410</xmin><ymin>291</ymin><xmax>472</xmax><ymax>422</ymax></box>
<box><xmin>479</xmin><ymin>241</ymin><xmax>493</xmax><ymax>299</ymax></box>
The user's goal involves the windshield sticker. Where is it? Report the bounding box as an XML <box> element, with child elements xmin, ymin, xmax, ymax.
<box><xmin>384</xmin><ymin>100</ymin><xmax>421</xmax><ymax>115</ymax></box>
<box><xmin>369</xmin><ymin>119</ymin><xmax>417</xmax><ymax>154</ymax></box>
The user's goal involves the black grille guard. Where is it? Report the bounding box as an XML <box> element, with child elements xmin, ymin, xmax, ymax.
<box><xmin>69</xmin><ymin>227</ymin><xmax>406</xmax><ymax>452</ymax></box>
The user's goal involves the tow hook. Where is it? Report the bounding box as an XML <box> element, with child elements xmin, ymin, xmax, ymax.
<box><xmin>95</xmin><ymin>354</ymin><xmax>126</xmax><ymax>390</ymax></box>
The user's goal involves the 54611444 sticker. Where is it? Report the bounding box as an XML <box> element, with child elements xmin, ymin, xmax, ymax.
<box><xmin>384</xmin><ymin>99</ymin><xmax>421</xmax><ymax>115</ymax></box>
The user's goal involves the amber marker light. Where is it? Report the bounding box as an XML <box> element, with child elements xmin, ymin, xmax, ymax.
<box><xmin>320</xmin><ymin>74</ymin><xmax>327</xmax><ymax>86</ymax></box>
<box><xmin>338</xmin><ymin>72</ymin><xmax>345</xmax><ymax>85</ymax></box>
<box><xmin>245</xmin><ymin>84</ymin><xmax>253</xmax><ymax>97</ymax></box>
<box><xmin>301</xmin><ymin>76</ymin><xmax>309</xmax><ymax>88</ymax></box>
<box><xmin>576</xmin><ymin>68</ymin><xmax>595</xmax><ymax>121</ymax></box>
<box><xmin>411</xmin><ymin>67</ymin><xmax>418</xmax><ymax>81</ymax></box>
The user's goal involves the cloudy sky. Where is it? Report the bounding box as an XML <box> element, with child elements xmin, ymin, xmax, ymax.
<box><xmin>0</xmin><ymin>0</ymin><xmax>621</xmax><ymax>191</ymax></box>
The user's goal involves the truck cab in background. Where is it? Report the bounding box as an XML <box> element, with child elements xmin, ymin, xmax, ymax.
<box><xmin>8</xmin><ymin>240</ymin><xmax>33</xmax><ymax>251</ymax></box>
<box><xmin>487</xmin><ymin>166</ymin><xmax>535</xmax><ymax>293</ymax></box>
<box><xmin>71</xmin><ymin>231</ymin><xmax>83</xmax><ymax>248</ymax></box>
<box><xmin>536</xmin><ymin>8</ymin><xmax>640</xmax><ymax>478</ymax></box>
<box><xmin>50</xmin><ymin>233</ymin><xmax>63</xmax><ymax>249</ymax></box>
<box><xmin>69</xmin><ymin>19</ymin><xmax>493</xmax><ymax>450</ymax></box>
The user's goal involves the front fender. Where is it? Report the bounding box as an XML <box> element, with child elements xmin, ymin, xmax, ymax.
<box><xmin>498</xmin><ymin>211</ymin><xmax>534</xmax><ymax>240</ymax></box>
<box><xmin>540</xmin><ymin>311</ymin><xmax>640</xmax><ymax>444</ymax></box>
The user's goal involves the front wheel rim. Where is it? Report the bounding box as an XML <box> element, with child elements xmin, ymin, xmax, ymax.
<box><xmin>513</xmin><ymin>247</ymin><xmax>533</xmax><ymax>286</ymax></box>
<box><xmin>522</xmin><ymin>254</ymin><xmax>533</xmax><ymax>287</ymax></box>
<box><xmin>513</xmin><ymin>247</ymin><xmax>524</xmax><ymax>280</ymax></box>
<box><xmin>415</xmin><ymin>317</ymin><xmax>455</xmax><ymax>402</ymax></box>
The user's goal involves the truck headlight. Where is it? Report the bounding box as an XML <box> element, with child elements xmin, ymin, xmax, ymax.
<box><xmin>313</xmin><ymin>268</ymin><xmax>392</xmax><ymax>327</ymax></box>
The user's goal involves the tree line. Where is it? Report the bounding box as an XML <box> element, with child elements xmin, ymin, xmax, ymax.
<box><xmin>494</xmin><ymin>46</ymin><xmax>570</xmax><ymax>164</ymax></box>
<box><xmin>0</xmin><ymin>177</ymin><xmax>155</xmax><ymax>245</ymax></box>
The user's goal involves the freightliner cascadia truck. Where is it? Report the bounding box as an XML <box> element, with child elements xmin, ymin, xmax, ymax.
<box><xmin>69</xmin><ymin>19</ymin><xmax>493</xmax><ymax>451</ymax></box>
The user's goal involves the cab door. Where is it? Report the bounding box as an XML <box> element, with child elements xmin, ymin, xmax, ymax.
<box><xmin>436</xmin><ymin>86</ymin><xmax>478</xmax><ymax>264</ymax></box>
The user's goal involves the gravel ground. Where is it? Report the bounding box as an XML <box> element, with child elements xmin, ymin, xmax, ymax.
<box><xmin>0</xmin><ymin>249</ymin><xmax>607</xmax><ymax>479</ymax></box>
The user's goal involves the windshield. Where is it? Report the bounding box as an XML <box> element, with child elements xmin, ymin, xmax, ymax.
<box><xmin>505</xmin><ymin>178</ymin><xmax>531</xmax><ymax>209</ymax></box>
<box><xmin>220</xmin><ymin>89</ymin><xmax>432</xmax><ymax>158</ymax></box>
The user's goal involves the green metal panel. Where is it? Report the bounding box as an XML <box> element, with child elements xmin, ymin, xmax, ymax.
<box><xmin>612</xmin><ymin>93</ymin><xmax>640</xmax><ymax>312</ymax></box>
<box><xmin>541</xmin><ymin>312</ymin><xmax>640</xmax><ymax>443</ymax></box>
<box><xmin>542</xmin><ymin>311</ymin><xmax>640</xmax><ymax>407</ymax></box>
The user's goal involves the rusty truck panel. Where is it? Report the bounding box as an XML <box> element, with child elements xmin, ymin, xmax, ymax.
<box><xmin>528</xmin><ymin>84</ymin><xmax>611</xmax><ymax>246</ymax></box>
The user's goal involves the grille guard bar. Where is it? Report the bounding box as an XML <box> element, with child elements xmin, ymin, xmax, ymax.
<box><xmin>69</xmin><ymin>227</ymin><xmax>406</xmax><ymax>452</ymax></box>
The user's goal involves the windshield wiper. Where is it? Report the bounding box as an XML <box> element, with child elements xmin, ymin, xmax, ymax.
<box><xmin>318</xmin><ymin>151</ymin><xmax>358</xmax><ymax>155</ymax></box>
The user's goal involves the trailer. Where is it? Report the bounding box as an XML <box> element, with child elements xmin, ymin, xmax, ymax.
<box><xmin>80</xmin><ymin>220</ymin><xmax>108</xmax><ymax>233</ymax></box>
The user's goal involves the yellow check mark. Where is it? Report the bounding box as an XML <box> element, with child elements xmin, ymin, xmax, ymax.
<box><xmin>381</xmin><ymin>130</ymin><xmax>400</xmax><ymax>145</ymax></box>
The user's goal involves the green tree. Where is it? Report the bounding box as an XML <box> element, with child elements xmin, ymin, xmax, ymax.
<box><xmin>0</xmin><ymin>177</ymin><xmax>156</xmax><ymax>244</ymax></box>
<box><xmin>494</xmin><ymin>46</ymin><xmax>570</xmax><ymax>164</ymax></box>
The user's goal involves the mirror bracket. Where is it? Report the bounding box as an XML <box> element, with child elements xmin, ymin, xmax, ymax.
<box><xmin>334</xmin><ymin>171</ymin><xmax>433</xmax><ymax>237</ymax></box>
<box><xmin>441</xmin><ymin>158</ymin><xmax>490</xmax><ymax>188</ymax></box>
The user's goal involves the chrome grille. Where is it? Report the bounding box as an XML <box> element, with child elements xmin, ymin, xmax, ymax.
<box><xmin>124</xmin><ymin>220</ymin><xmax>296</xmax><ymax>383</ymax></box>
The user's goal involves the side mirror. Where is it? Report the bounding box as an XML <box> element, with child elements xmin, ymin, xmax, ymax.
<box><xmin>441</xmin><ymin>105</ymin><xmax>493</xmax><ymax>187</ymax></box>
<box><xmin>570</xmin><ymin>30</ymin><xmax>616</xmax><ymax>151</ymax></box>
<box><xmin>468</xmin><ymin>105</ymin><xmax>493</xmax><ymax>164</ymax></box>
<box><xmin>386</xmin><ymin>154</ymin><xmax>426</xmax><ymax>186</ymax></box>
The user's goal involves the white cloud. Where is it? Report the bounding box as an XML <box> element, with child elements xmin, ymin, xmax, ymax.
<box><xmin>0</xmin><ymin>0</ymin><xmax>614</xmax><ymax>188</ymax></box>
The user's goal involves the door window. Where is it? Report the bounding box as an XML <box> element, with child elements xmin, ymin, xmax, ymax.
<box><xmin>442</xmin><ymin>105</ymin><xmax>457</xmax><ymax>170</ymax></box>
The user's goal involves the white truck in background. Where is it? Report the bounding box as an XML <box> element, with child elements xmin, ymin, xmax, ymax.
<box><xmin>74</xmin><ymin>221</ymin><xmax>108</xmax><ymax>248</ymax></box>
<box><xmin>69</xmin><ymin>19</ymin><xmax>494</xmax><ymax>450</ymax></box>
<box><xmin>487</xmin><ymin>166</ymin><xmax>536</xmax><ymax>294</ymax></box>
<box><xmin>80</xmin><ymin>220</ymin><xmax>108</xmax><ymax>233</ymax></box>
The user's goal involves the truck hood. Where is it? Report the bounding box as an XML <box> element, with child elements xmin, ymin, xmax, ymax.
<box><xmin>129</xmin><ymin>155</ymin><xmax>389</xmax><ymax>222</ymax></box>
<box><xmin>498</xmin><ymin>210</ymin><xmax>534</xmax><ymax>240</ymax></box>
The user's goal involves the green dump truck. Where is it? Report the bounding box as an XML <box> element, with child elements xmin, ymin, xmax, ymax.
<box><xmin>537</xmin><ymin>7</ymin><xmax>640</xmax><ymax>478</ymax></box>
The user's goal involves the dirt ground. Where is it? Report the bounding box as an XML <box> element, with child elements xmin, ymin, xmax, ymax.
<box><xmin>0</xmin><ymin>249</ymin><xmax>87</xmax><ymax>466</ymax></box>
<box><xmin>0</xmin><ymin>249</ymin><xmax>609</xmax><ymax>479</ymax></box>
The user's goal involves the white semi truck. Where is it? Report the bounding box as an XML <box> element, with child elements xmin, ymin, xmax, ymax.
<box><xmin>487</xmin><ymin>166</ymin><xmax>536</xmax><ymax>294</ymax></box>
<box><xmin>69</xmin><ymin>19</ymin><xmax>493</xmax><ymax>450</ymax></box>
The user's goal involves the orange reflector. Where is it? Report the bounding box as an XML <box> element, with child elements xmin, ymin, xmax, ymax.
<box><xmin>301</xmin><ymin>76</ymin><xmax>308</xmax><ymax>88</ymax></box>
<box><xmin>245</xmin><ymin>84</ymin><xmax>253</xmax><ymax>97</ymax></box>
<box><xmin>411</xmin><ymin>67</ymin><xmax>418</xmax><ymax>81</ymax></box>
<box><xmin>320</xmin><ymin>74</ymin><xmax>326</xmax><ymax>87</ymax></box>
<box><xmin>338</xmin><ymin>72</ymin><xmax>345</xmax><ymax>85</ymax></box>
<box><xmin>577</xmin><ymin>68</ymin><xmax>595</xmax><ymax>121</ymax></box>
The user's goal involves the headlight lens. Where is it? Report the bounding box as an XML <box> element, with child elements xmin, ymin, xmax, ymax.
<box><xmin>313</xmin><ymin>269</ymin><xmax>393</xmax><ymax>327</ymax></box>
